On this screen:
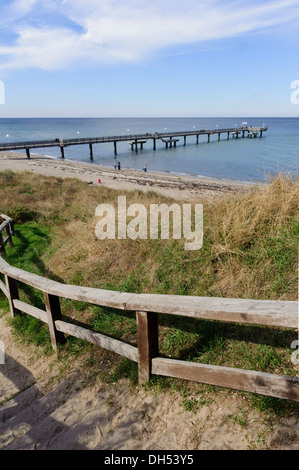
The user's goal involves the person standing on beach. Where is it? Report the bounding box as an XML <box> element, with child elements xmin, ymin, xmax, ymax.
<box><xmin>117</xmin><ymin>161</ymin><xmax>121</xmax><ymax>170</ymax></box>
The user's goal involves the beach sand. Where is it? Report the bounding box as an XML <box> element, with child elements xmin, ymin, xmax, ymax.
<box><xmin>0</xmin><ymin>151</ymin><xmax>254</xmax><ymax>201</ymax></box>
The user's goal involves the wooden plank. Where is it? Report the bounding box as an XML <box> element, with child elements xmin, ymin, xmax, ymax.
<box><xmin>152</xmin><ymin>357</ymin><xmax>299</xmax><ymax>402</ymax></box>
<box><xmin>5</xmin><ymin>275</ymin><xmax>20</xmax><ymax>317</ymax></box>
<box><xmin>55</xmin><ymin>320</ymin><xmax>138</xmax><ymax>362</ymax></box>
<box><xmin>44</xmin><ymin>293</ymin><xmax>66</xmax><ymax>350</ymax></box>
<box><xmin>126</xmin><ymin>295</ymin><xmax>298</xmax><ymax>329</ymax></box>
<box><xmin>3</xmin><ymin>220</ymin><xmax>13</xmax><ymax>247</ymax></box>
<box><xmin>0</xmin><ymin>263</ymin><xmax>133</xmax><ymax>310</ymax></box>
<box><xmin>0</xmin><ymin>231</ymin><xmax>6</xmax><ymax>255</ymax></box>
<box><xmin>0</xmin><ymin>214</ymin><xmax>13</xmax><ymax>222</ymax></box>
<box><xmin>13</xmin><ymin>299</ymin><xmax>48</xmax><ymax>323</ymax></box>
<box><xmin>0</xmin><ymin>262</ymin><xmax>297</xmax><ymax>328</ymax></box>
<box><xmin>0</xmin><ymin>221</ymin><xmax>9</xmax><ymax>232</ymax></box>
<box><xmin>0</xmin><ymin>278</ymin><xmax>9</xmax><ymax>298</ymax></box>
<box><xmin>136</xmin><ymin>311</ymin><xmax>159</xmax><ymax>383</ymax></box>
<box><xmin>1</xmin><ymin>215</ymin><xmax>15</xmax><ymax>238</ymax></box>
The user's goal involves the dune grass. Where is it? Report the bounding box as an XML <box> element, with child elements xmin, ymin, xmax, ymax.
<box><xmin>0</xmin><ymin>169</ymin><xmax>298</xmax><ymax>414</ymax></box>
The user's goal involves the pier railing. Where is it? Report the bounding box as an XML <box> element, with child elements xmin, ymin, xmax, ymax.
<box><xmin>0</xmin><ymin>126</ymin><xmax>268</xmax><ymax>158</ymax></box>
<box><xmin>0</xmin><ymin>214</ymin><xmax>297</xmax><ymax>402</ymax></box>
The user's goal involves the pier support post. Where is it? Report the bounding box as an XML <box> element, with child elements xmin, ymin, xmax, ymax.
<box><xmin>25</xmin><ymin>148</ymin><xmax>30</xmax><ymax>159</ymax></box>
<box><xmin>242</xmin><ymin>131</ymin><xmax>245</xmax><ymax>138</ymax></box>
<box><xmin>196</xmin><ymin>134</ymin><xmax>199</xmax><ymax>144</ymax></box>
<box><xmin>89</xmin><ymin>143</ymin><xmax>93</xmax><ymax>160</ymax></box>
<box><xmin>227</xmin><ymin>132</ymin><xmax>230</xmax><ymax>140</ymax></box>
<box><xmin>260</xmin><ymin>130</ymin><xmax>263</xmax><ymax>138</ymax></box>
<box><xmin>208</xmin><ymin>134</ymin><xmax>210</xmax><ymax>143</ymax></box>
<box><xmin>184</xmin><ymin>136</ymin><xmax>186</xmax><ymax>146</ymax></box>
<box><xmin>114</xmin><ymin>141</ymin><xmax>117</xmax><ymax>156</ymax></box>
<box><xmin>218</xmin><ymin>133</ymin><xmax>220</xmax><ymax>142</ymax></box>
<box><xmin>60</xmin><ymin>146</ymin><xmax>65</xmax><ymax>159</ymax></box>
<box><xmin>135</xmin><ymin>139</ymin><xmax>138</xmax><ymax>153</ymax></box>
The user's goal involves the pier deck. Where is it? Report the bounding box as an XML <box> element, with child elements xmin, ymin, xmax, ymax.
<box><xmin>0</xmin><ymin>126</ymin><xmax>268</xmax><ymax>159</ymax></box>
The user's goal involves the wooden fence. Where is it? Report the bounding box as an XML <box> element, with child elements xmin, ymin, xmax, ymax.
<box><xmin>0</xmin><ymin>215</ymin><xmax>298</xmax><ymax>401</ymax></box>
<box><xmin>0</xmin><ymin>214</ymin><xmax>14</xmax><ymax>255</ymax></box>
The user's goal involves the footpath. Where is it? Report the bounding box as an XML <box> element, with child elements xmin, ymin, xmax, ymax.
<box><xmin>0</xmin><ymin>312</ymin><xmax>298</xmax><ymax>450</ymax></box>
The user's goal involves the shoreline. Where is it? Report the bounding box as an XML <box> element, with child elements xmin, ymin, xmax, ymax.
<box><xmin>0</xmin><ymin>151</ymin><xmax>257</xmax><ymax>201</ymax></box>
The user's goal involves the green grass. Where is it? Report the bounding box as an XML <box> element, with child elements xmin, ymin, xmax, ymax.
<box><xmin>0</xmin><ymin>221</ymin><xmax>54</xmax><ymax>353</ymax></box>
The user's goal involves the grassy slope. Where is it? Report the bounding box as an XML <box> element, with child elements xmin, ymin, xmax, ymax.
<box><xmin>0</xmin><ymin>169</ymin><xmax>298</xmax><ymax>414</ymax></box>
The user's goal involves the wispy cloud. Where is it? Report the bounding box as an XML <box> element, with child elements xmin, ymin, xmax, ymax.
<box><xmin>0</xmin><ymin>0</ymin><xmax>299</xmax><ymax>70</ymax></box>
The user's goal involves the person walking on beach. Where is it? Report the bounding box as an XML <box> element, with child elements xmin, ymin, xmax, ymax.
<box><xmin>117</xmin><ymin>161</ymin><xmax>121</xmax><ymax>170</ymax></box>
<box><xmin>114</xmin><ymin>162</ymin><xmax>117</xmax><ymax>170</ymax></box>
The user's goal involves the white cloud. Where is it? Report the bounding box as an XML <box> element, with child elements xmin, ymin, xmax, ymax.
<box><xmin>0</xmin><ymin>0</ymin><xmax>299</xmax><ymax>70</ymax></box>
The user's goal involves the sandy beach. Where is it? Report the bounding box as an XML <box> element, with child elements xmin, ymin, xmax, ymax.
<box><xmin>0</xmin><ymin>151</ymin><xmax>253</xmax><ymax>201</ymax></box>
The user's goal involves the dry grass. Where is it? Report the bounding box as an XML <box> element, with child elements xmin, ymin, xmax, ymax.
<box><xmin>1</xmin><ymin>169</ymin><xmax>298</xmax><ymax>300</ymax></box>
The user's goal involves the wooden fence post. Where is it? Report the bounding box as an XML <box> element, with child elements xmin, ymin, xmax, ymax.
<box><xmin>44</xmin><ymin>292</ymin><xmax>66</xmax><ymax>350</ymax></box>
<box><xmin>0</xmin><ymin>231</ymin><xmax>6</xmax><ymax>255</ymax></box>
<box><xmin>4</xmin><ymin>223</ymin><xmax>13</xmax><ymax>247</ymax></box>
<box><xmin>5</xmin><ymin>275</ymin><xmax>20</xmax><ymax>317</ymax></box>
<box><xmin>136</xmin><ymin>311</ymin><xmax>159</xmax><ymax>384</ymax></box>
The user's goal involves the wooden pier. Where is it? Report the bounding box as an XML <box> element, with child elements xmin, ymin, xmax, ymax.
<box><xmin>0</xmin><ymin>126</ymin><xmax>268</xmax><ymax>159</ymax></box>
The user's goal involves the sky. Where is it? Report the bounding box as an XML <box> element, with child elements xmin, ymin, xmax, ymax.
<box><xmin>0</xmin><ymin>0</ymin><xmax>298</xmax><ymax>117</ymax></box>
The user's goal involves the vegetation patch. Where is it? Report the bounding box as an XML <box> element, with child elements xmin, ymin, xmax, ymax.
<box><xmin>0</xmin><ymin>170</ymin><xmax>298</xmax><ymax>415</ymax></box>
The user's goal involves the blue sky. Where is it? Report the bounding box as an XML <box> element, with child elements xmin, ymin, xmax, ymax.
<box><xmin>0</xmin><ymin>0</ymin><xmax>298</xmax><ymax>117</ymax></box>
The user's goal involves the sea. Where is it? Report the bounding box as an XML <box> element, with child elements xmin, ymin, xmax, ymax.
<box><xmin>0</xmin><ymin>117</ymin><xmax>298</xmax><ymax>183</ymax></box>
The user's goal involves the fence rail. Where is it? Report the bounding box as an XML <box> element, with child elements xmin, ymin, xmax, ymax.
<box><xmin>0</xmin><ymin>215</ymin><xmax>298</xmax><ymax>401</ymax></box>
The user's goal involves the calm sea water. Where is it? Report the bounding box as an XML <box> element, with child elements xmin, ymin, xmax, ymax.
<box><xmin>0</xmin><ymin>117</ymin><xmax>298</xmax><ymax>182</ymax></box>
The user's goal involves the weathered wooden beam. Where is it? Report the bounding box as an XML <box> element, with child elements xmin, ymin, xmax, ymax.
<box><xmin>0</xmin><ymin>278</ymin><xmax>9</xmax><ymax>298</ymax></box>
<box><xmin>44</xmin><ymin>292</ymin><xmax>66</xmax><ymax>350</ymax></box>
<box><xmin>4</xmin><ymin>224</ymin><xmax>13</xmax><ymax>247</ymax></box>
<box><xmin>26</xmin><ymin>148</ymin><xmax>30</xmax><ymax>159</ymax></box>
<box><xmin>55</xmin><ymin>320</ymin><xmax>138</xmax><ymax>362</ymax></box>
<box><xmin>0</xmin><ymin>259</ymin><xmax>297</xmax><ymax>329</ymax></box>
<box><xmin>0</xmin><ymin>231</ymin><xmax>5</xmax><ymax>255</ymax></box>
<box><xmin>13</xmin><ymin>299</ymin><xmax>48</xmax><ymax>323</ymax></box>
<box><xmin>136</xmin><ymin>311</ymin><xmax>159</xmax><ymax>383</ymax></box>
<box><xmin>127</xmin><ymin>295</ymin><xmax>298</xmax><ymax>329</ymax></box>
<box><xmin>152</xmin><ymin>357</ymin><xmax>299</xmax><ymax>402</ymax></box>
<box><xmin>5</xmin><ymin>275</ymin><xmax>20</xmax><ymax>317</ymax></box>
